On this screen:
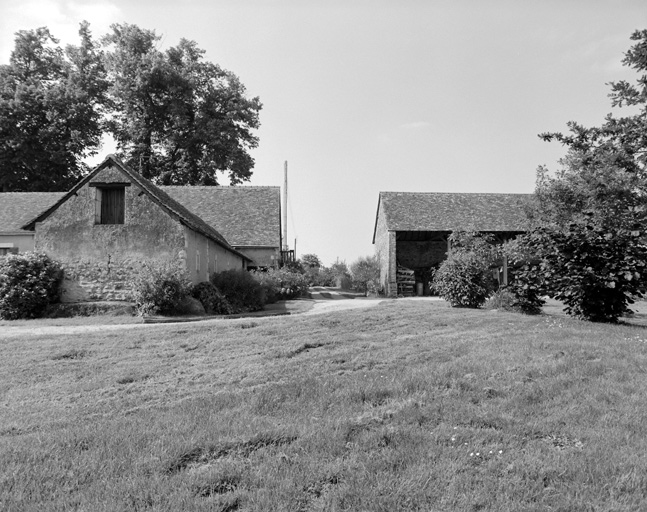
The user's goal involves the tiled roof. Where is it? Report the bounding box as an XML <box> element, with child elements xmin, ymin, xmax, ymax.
<box><xmin>375</xmin><ymin>192</ymin><xmax>533</xmax><ymax>238</ymax></box>
<box><xmin>22</xmin><ymin>155</ymin><xmax>252</xmax><ymax>261</ymax></box>
<box><xmin>162</xmin><ymin>186</ymin><xmax>281</xmax><ymax>247</ymax></box>
<box><xmin>0</xmin><ymin>192</ymin><xmax>64</xmax><ymax>232</ymax></box>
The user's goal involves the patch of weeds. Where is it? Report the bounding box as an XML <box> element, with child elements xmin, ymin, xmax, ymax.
<box><xmin>541</xmin><ymin>433</ymin><xmax>584</xmax><ymax>451</ymax></box>
<box><xmin>320</xmin><ymin>319</ymin><xmax>341</xmax><ymax>328</ymax></box>
<box><xmin>165</xmin><ymin>431</ymin><xmax>297</xmax><ymax>473</ymax></box>
<box><xmin>117</xmin><ymin>374</ymin><xmax>149</xmax><ymax>385</ymax></box>
<box><xmin>286</xmin><ymin>342</ymin><xmax>324</xmax><ymax>358</ymax></box>
<box><xmin>239</xmin><ymin>322</ymin><xmax>258</xmax><ymax>329</ymax></box>
<box><xmin>0</xmin><ymin>426</ymin><xmax>27</xmax><ymax>436</ymax></box>
<box><xmin>303</xmin><ymin>474</ymin><xmax>340</xmax><ymax>502</ymax></box>
<box><xmin>209</xmin><ymin>496</ymin><xmax>240</xmax><ymax>512</ymax></box>
<box><xmin>482</xmin><ymin>386</ymin><xmax>503</xmax><ymax>399</ymax></box>
<box><xmin>353</xmin><ymin>386</ymin><xmax>393</xmax><ymax>406</ymax></box>
<box><xmin>193</xmin><ymin>474</ymin><xmax>240</xmax><ymax>497</ymax></box>
<box><xmin>51</xmin><ymin>348</ymin><xmax>88</xmax><ymax>360</ymax></box>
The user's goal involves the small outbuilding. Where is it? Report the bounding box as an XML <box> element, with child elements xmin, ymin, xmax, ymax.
<box><xmin>372</xmin><ymin>191</ymin><xmax>532</xmax><ymax>297</ymax></box>
<box><xmin>20</xmin><ymin>155</ymin><xmax>252</xmax><ymax>302</ymax></box>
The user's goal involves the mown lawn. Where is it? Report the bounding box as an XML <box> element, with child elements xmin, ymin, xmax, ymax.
<box><xmin>2</xmin><ymin>299</ymin><xmax>647</xmax><ymax>511</ymax></box>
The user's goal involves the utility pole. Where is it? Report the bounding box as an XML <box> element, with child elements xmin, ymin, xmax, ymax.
<box><xmin>283</xmin><ymin>161</ymin><xmax>289</xmax><ymax>251</ymax></box>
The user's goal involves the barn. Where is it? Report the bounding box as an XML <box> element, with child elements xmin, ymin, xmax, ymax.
<box><xmin>372</xmin><ymin>192</ymin><xmax>533</xmax><ymax>297</ymax></box>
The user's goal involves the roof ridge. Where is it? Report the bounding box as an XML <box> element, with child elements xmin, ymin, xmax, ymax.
<box><xmin>380</xmin><ymin>191</ymin><xmax>533</xmax><ymax>196</ymax></box>
<box><xmin>159</xmin><ymin>185</ymin><xmax>280</xmax><ymax>189</ymax></box>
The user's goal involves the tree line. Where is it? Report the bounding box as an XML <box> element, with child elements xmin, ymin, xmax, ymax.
<box><xmin>0</xmin><ymin>22</ymin><xmax>262</xmax><ymax>192</ymax></box>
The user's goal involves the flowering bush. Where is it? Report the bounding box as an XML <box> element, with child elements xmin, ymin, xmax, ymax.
<box><xmin>132</xmin><ymin>261</ymin><xmax>192</xmax><ymax>316</ymax></box>
<box><xmin>252</xmin><ymin>267</ymin><xmax>309</xmax><ymax>302</ymax></box>
<box><xmin>211</xmin><ymin>269</ymin><xmax>265</xmax><ymax>313</ymax></box>
<box><xmin>0</xmin><ymin>252</ymin><xmax>62</xmax><ymax>320</ymax></box>
<box><xmin>191</xmin><ymin>282</ymin><xmax>234</xmax><ymax>315</ymax></box>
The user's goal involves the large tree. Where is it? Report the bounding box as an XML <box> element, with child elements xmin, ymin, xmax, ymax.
<box><xmin>0</xmin><ymin>22</ymin><xmax>262</xmax><ymax>190</ymax></box>
<box><xmin>0</xmin><ymin>23</ymin><xmax>107</xmax><ymax>191</ymax></box>
<box><xmin>513</xmin><ymin>29</ymin><xmax>647</xmax><ymax>322</ymax></box>
<box><xmin>102</xmin><ymin>23</ymin><xmax>262</xmax><ymax>185</ymax></box>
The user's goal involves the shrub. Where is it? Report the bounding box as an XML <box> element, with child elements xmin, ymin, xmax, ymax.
<box><xmin>516</xmin><ymin>222</ymin><xmax>647</xmax><ymax>322</ymax></box>
<box><xmin>132</xmin><ymin>261</ymin><xmax>192</xmax><ymax>316</ymax></box>
<box><xmin>503</xmin><ymin>237</ymin><xmax>546</xmax><ymax>315</ymax></box>
<box><xmin>350</xmin><ymin>255</ymin><xmax>380</xmax><ymax>296</ymax></box>
<box><xmin>485</xmin><ymin>289</ymin><xmax>517</xmax><ymax>311</ymax></box>
<box><xmin>211</xmin><ymin>269</ymin><xmax>265</xmax><ymax>313</ymax></box>
<box><xmin>252</xmin><ymin>268</ymin><xmax>309</xmax><ymax>302</ymax></box>
<box><xmin>432</xmin><ymin>253</ymin><xmax>493</xmax><ymax>308</ymax></box>
<box><xmin>191</xmin><ymin>282</ymin><xmax>234</xmax><ymax>315</ymax></box>
<box><xmin>432</xmin><ymin>232</ymin><xmax>500</xmax><ymax>308</ymax></box>
<box><xmin>0</xmin><ymin>252</ymin><xmax>62</xmax><ymax>320</ymax></box>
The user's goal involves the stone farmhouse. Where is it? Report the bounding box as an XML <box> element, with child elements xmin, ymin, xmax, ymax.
<box><xmin>0</xmin><ymin>155</ymin><xmax>283</xmax><ymax>302</ymax></box>
<box><xmin>373</xmin><ymin>191</ymin><xmax>532</xmax><ymax>297</ymax></box>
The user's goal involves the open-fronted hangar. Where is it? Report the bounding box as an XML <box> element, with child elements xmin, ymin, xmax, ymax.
<box><xmin>372</xmin><ymin>191</ymin><xmax>533</xmax><ymax>297</ymax></box>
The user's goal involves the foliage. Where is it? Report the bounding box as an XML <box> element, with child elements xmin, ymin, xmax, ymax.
<box><xmin>539</xmin><ymin>29</ymin><xmax>647</xmax><ymax>180</ymax></box>
<box><xmin>0</xmin><ymin>22</ymin><xmax>261</xmax><ymax>191</ymax></box>
<box><xmin>0</xmin><ymin>252</ymin><xmax>62</xmax><ymax>319</ymax></box>
<box><xmin>515</xmin><ymin>222</ymin><xmax>647</xmax><ymax>322</ymax></box>
<box><xmin>502</xmin><ymin>236</ymin><xmax>546</xmax><ymax>315</ymax></box>
<box><xmin>191</xmin><ymin>281</ymin><xmax>234</xmax><ymax>315</ymax></box>
<box><xmin>132</xmin><ymin>261</ymin><xmax>192</xmax><ymax>316</ymax></box>
<box><xmin>210</xmin><ymin>269</ymin><xmax>265</xmax><ymax>313</ymax></box>
<box><xmin>102</xmin><ymin>23</ymin><xmax>261</xmax><ymax>185</ymax></box>
<box><xmin>484</xmin><ymin>288</ymin><xmax>518</xmax><ymax>311</ymax></box>
<box><xmin>251</xmin><ymin>267</ymin><xmax>309</xmax><ymax>302</ymax></box>
<box><xmin>350</xmin><ymin>255</ymin><xmax>380</xmax><ymax>296</ymax></box>
<box><xmin>432</xmin><ymin>252</ymin><xmax>493</xmax><ymax>308</ymax></box>
<box><xmin>519</xmin><ymin>30</ymin><xmax>647</xmax><ymax>322</ymax></box>
<box><xmin>432</xmin><ymin>232</ymin><xmax>500</xmax><ymax>308</ymax></box>
<box><xmin>304</xmin><ymin>265</ymin><xmax>336</xmax><ymax>287</ymax></box>
<box><xmin>299</xmin><ymin>253</ymin><xmax>321</xmax><ymax>268</ymax></box>
<box><xmin>0</xmin><ymin>23</ymin><xmax>108</xmax><ymax>191</ymax></box>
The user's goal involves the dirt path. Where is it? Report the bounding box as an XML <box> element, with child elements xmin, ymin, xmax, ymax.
<box><xmin>0</xmin><ymin>298</ymin><xmax>389</xmax><ymax>339</ymax></box>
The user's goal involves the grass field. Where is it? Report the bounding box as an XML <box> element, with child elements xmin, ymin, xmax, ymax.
<box><xmin>2</xmin><ymin>299</ymin><xmax>647</xmax><ymax>511</ymax></box>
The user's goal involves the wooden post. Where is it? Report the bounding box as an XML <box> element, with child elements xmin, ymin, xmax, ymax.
<box><xmin>283</xmin><ymin>161</ymin><xmax>288</xmax><ymax>251</ymax></box>
<box><xmin>503</xmin><ymin>255</ymin><xmax>509</xmax><ymax>286</ymax></box>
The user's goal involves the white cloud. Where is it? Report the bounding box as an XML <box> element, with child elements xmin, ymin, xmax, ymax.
<box><xmin>0</xmin><ymin>0</ymin><xmax>122</xmax><ymax>62</ymax></box>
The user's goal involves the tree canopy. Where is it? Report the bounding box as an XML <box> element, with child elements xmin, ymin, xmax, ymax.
<box><xmin>514</xmin><ymin>29</ymin><xmax>647</xmax><ymax>322</ymax></box>
<box><xmin>0</xmin><ymin>22</ymin><xmax>261</xmax><ymax>191</ymax></box>
<box><xmin>0</xmin><ymin>23</ymin><xmax>107</xmax><ymax>191</ymax></box>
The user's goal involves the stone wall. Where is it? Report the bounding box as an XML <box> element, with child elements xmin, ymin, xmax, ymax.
<box><xmin>373</xmin><ymin>201</ymin><xmax>396</xmax><ymax>296</ymax></box>
<box><xmin>35</xmin><ymin>164</ymin><xmax>186</xmax><ymax>302</ymax></box>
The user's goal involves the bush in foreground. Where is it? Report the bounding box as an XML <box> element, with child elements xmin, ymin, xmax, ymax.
<box><xmin>132</xmin><ymin>262</ymin><xmax>192</xmax><ymax>316</ymax></box>
<box><xmin>518</xmin><ymin>224</ymin><xmax>647</xmax><ymax>322</ymax></box>
<box><xmin>433</xmin><ymin>232</ymin><xmax>499</xmax><ymax>308</ymax></box>
<box><xmin>191</xmin><ymin>282</ymin><xmax>234</xmax><ymax>315</ymax></box>
<box><xmin>0</xmin><ymin>252</ymin><xmax>62</xmax><ymax>320</ymax></box>
<box><xmin>211</xmin><ymin>269</ymin><xmax>265</xmax><ymax>313</ymax></box>
<box><xmin>433</xmin><ymin>253</ymin><xmax>492</xmax><ymax>308</ymax></box>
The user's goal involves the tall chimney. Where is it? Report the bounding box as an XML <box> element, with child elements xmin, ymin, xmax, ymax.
<box><xmin>283</xmin><ymin>161</ymin><xmax>288</xmax><ymax>251</ymax></box>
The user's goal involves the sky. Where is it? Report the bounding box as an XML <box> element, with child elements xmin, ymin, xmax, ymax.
<box><xmin>1</xmin><ymin>0</ymin><xmax>646</xmax><ymax>266</ymax></box>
